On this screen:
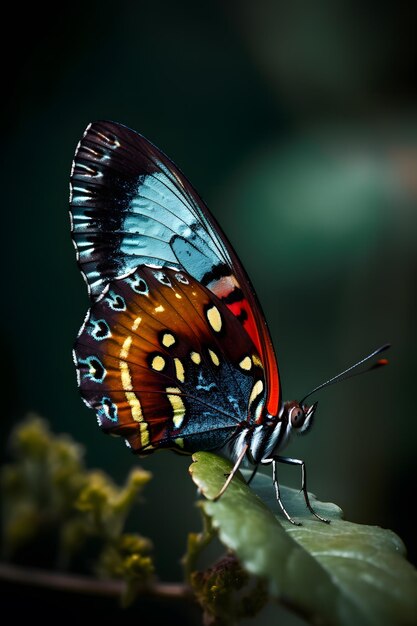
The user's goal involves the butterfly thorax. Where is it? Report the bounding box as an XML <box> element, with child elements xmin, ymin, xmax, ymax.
<box><xmin>230</xmin><ymin>400</ymin><xmax>317</xmax><ymax>465</ymax></box>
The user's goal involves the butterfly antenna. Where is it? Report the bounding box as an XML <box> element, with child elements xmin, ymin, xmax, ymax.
<box><xmin>299</xmin><ymin>343</ymin><xmax>390</xmax><ymax>405</ymax></box>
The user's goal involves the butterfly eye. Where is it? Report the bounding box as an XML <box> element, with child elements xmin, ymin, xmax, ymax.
<box><xmin>290</xmin><ymin>406</ymin><xmax>305</xmax><ymax>428</ymax></box>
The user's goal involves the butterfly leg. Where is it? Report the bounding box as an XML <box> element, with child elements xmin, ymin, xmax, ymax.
<box><xmin>213</xmin><ymin>444</ymin><xmax>249</xmax><ymax>501</ymax></box>
<box><xmin>275</xmin><ymin>456</ymin><xmax>330</xmax><ymax>524</ymax></box>
<box><xmin>246</xmin><ymin>464</ymin><xmax>259</xmax><ymax>486</ymax></box>
<box><xmin>261</xmin><ymin>458</ymin><xmax>301</xmax><ymax>525</ymax></box>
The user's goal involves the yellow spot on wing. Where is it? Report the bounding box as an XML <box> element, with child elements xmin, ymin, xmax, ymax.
<box><xmin>166</xmin><ymin>386</ymin><xmax>186</xmax><ymax>428</ymax></box>
<box><xmin>132</xmin><ymin>316</ymin><xmax>142</xmax><ymax>331</ymax></box>
<box><xmin>175</xmin><ymin>293</ymin><xmax>182</xmax><ymax>299</ymax></box>
<box><xmin>174</xmin><ymin>358</ymin><xmax>185</xmax><ymax>382</ymax></box>
<box><xmin>125</xmin><ymin>391</ymin><xmax>144</xmax><ymax>423</ymax></box>
<box><xmin>152</xmin><ymin>355</ymin><xmax>165</xmax><ymax>371</ymax></box>
<box><xmin>120</xmin><ymin>335</ymin><xmax>132</xmax><ymax>359</ymax></box>
<box><xmin>174</xmin><ymin>437</ymin><xmax>184</xmax><ymax>448</ymax></box>
<box><xmin>119</xmin><ymin>362</ymin><xmax>148</xmax><ymax>442</ymax></box>
<box><xmin>155</xmin><ymin>305</ymin><xmax>165</xmax><ymax>313</ymax></box>
<box><xmin>239</xmin><ymin>356</ymin><xmax>252</xmax><ymax>371</ymax></box>
<box><xmin>206</xmin><ymin>305</ymin><xmax>222</xmax><ymax>332</ymax></box>
<box><xmin>162</xmin><ymin>333</ymin><xmax>176</xmax><ymax>347</ymax></box>
<box><xmin>252</xmin><ymin>355</ymin><xmax>263</xmax><ymax>369</ymax></box>
<box><xmin>120</xmin><ymin>360</ymin><xmax>133</xmax><ymax>390</ymax></box>
<box><xmin>209</xmin><ymin>349</ymin><xmax>220</xmax><ymax>366</ymax></box>
<box><xmin>249</xmin><ymin>380</ymin><xmax>264</xmax><ymax>406</ymax></box>
<box><xmin>119</xmin><ymin>340</ymin><xmax>149</xmax><ymax>447</ymax></box>
<box><xmin>191</xmin><ymin>351</ymin><xmax>201</xmax><ymax>365</ymax></box>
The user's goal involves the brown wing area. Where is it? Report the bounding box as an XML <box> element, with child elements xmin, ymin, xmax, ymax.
<box><xmin>74</xmin><ymin>266</ymin><xmax>265</xmax><ymax>454</ymax></box>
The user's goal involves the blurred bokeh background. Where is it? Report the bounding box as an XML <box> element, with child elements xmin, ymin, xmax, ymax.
<box><xmin>2</xmin><ymin>0</ymin><xmax>416</xmax><ymax>622</ymax></box>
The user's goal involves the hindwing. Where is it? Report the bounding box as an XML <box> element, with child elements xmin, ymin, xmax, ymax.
<box><xmin>74</xmin><ymin>266</ymin><xmax>266</xmax><ymax>454</ymax></box>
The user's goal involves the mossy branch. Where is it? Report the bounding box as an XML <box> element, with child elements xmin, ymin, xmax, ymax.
<box><xmin>0</xmin><ymin>562</ymin><xmax>191</xmax><ymax>600</ymax></box>
<box><xmin>0</xmin><ymin>416</ymin><xmax>154</xmax><ymax>606</ymax></box>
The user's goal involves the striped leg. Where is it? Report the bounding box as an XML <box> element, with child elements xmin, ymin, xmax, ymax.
<box><xmin>262</xmin><ymin>456</ymin><xmax>330</xmax><ymax>525</ymax></box>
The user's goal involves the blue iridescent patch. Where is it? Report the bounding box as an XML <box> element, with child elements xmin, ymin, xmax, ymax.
<box><xmin>153</xmin><ymin>270</ymin><xmax>172</xmax><ymax>287</ymax></box>
<box><xmin>127</xmin><ymin>273</ymin><xmax>149</xmax><ymax>295</ymax></box>
<box><xmin>79</xmin><ymin>355</ymin><xmax>107</xmax><ymax>383</ymax></box>
<box><xmin>89</xmin><ymin>318</ymin><xmax>111</xmax><ymax>341</ymax></box>
<box><xmin>97</xmin><ymin>396</ymin><xmax>118</xmax><ymax>423</ymax></box>
<box><xmin>105</xmin><ymin>290</ymin><xmax>127</xmax><ymax>311</ymax></box>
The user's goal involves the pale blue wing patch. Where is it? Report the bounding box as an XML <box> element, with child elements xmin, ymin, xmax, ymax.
<box><xmin>119</xmin><ymin>169</ymin><xmax>227</xmax><ymax>279</ymax></box>
<box><xmin>70</xmin><ymin>121</ymin><xmax>232</xmax><ymax>299</ymax></box>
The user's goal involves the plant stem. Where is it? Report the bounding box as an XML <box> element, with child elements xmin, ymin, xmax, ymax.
<box><xmin>0</xmin><ymin>562</ymin><xmax>192</xmax><ymax>600</ymax></box>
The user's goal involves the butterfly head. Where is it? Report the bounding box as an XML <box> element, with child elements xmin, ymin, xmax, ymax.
<box><xmin>285</xmin><ymin>400</ymin><xmax>318</xmax><ymax>435</ymax></box>
<box><xmin>257</xmin><ymin>399</ymin><xmax>318</xmax><ymax>461</ymax></box>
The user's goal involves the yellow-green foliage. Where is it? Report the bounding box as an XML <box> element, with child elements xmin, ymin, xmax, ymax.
<box><xmin>0</xmin><ymin>415</ymin><xmax>154</xmax><ymax>596</ymax></box>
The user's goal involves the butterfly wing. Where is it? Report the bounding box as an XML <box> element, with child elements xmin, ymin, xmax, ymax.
<box><xmin>74</xmin><ymin>266</ymin><xmax>266</xmax><ymax>454</ymax></box>
<box><xmin>70</xmin><ymin>121</ymin><xmax>280</xmax><ymax>417</ymax></box>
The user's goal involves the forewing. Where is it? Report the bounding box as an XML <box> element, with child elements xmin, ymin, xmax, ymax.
<box><xmin>70</xmin><ymin>121</ymin><xmax>280</xmax><ymax>416</ymax></box>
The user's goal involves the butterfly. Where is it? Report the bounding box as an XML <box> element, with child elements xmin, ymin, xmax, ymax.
<box><xmin>70</xmin><ymin>121</ymin><xmax>388</xmax><ymax>525</ymax></box>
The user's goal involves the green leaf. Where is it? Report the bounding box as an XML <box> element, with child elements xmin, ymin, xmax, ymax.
<box><xmin>189</xmin><ymin>452</ymin><xmax>417</xmax><ymax>626</ymax></box>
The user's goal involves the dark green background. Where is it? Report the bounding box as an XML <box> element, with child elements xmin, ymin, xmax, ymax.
<box><xmin>2</xmin><ymin>0</ymin><xmax>416</xmax><ymax>611</ymax></box>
